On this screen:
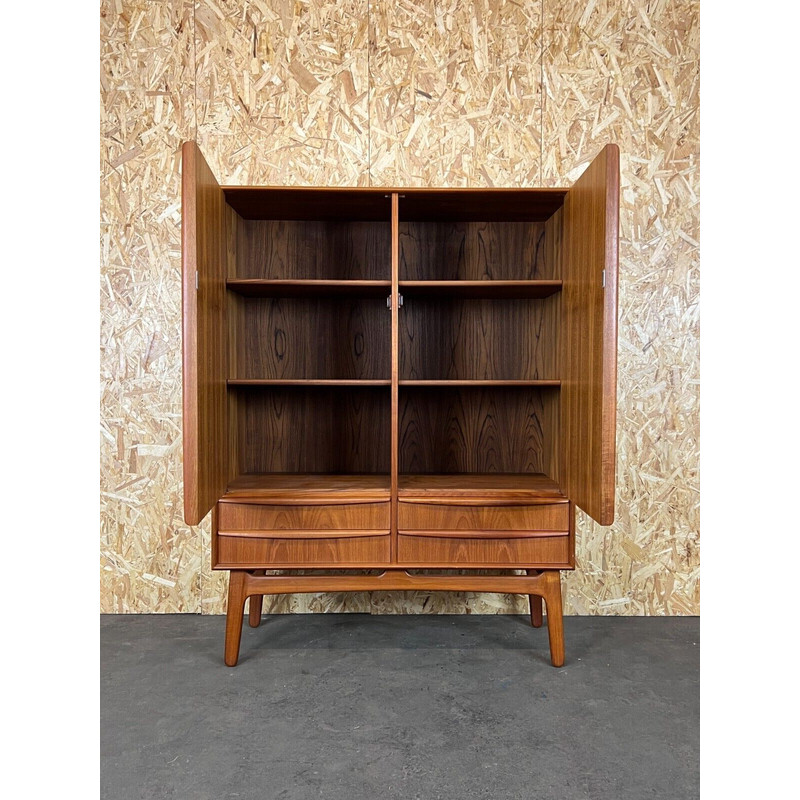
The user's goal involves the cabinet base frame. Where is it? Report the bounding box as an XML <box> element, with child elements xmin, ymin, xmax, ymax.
<box><xmin>224</xmin><ymin>568</ymin><xmax>565</xmax><ymax>668</ymax></box>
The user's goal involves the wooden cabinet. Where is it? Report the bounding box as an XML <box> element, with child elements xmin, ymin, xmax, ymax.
<box><xmin>181</xmin><ymin>141</ymin><xmax>619</xmax><ymax>667</ymax></box>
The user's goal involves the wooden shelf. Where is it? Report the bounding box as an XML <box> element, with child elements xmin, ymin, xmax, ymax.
<box><xmin>227</xmin><ymin>279</ymin><xmax>391</xmax><ymax>297</ymax></box>
<box><xmin>398</xmin><ymin>473</ymin><xmax>565</xmax><ymax>501</ymax></box>
<box><xmin>399</xmin><ymin>280</ymin><xmax>562</xmax><ymax>299</ymax></box>
<box><xmin>228</xmin><ymin>379</ymin><xmax>391</xmax><ymax>387</ymax></box>
<box><xmin>223</xmin><ymin>473</ymin><xmax>391</xmax><ymax>502</ymax></box>
<box><xmin>399</xmin><ymin>379</ymin><xmax>561</xmax><ymax>387</ymax></box>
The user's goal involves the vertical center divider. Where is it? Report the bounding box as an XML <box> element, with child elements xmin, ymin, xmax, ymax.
<box><xmin>390</xmin><ymin>193</ymin><xmax>400</xmax><ymax>561</ymax></box>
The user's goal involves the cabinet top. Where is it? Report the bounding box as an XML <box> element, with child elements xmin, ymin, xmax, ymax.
<box><xmin>221</xmin><ymin>185</ymin><xmax>568</xmax><ymax>221</ymax></box>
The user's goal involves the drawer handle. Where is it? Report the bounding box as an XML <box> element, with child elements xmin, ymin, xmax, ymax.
<box><xmin>218</xmin><ymin>529</ymin><xmax>390</xmax><ymax>539</ymax></box>
<box><xmin>398</xmin><ymin>529</ymin><xmax>569</xmax><ymax>539</ymax></box>
<box><xmin>398</xmin><ymin>498</ymin><xmax>568</xmax><ymax>507</ymax></box>
<box><xmin>219</xmin><ymin>498</ymin><xmax>390</xmax><ymax>506</ymax></box>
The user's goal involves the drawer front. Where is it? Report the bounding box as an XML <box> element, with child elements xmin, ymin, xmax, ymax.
<box><xmin>216</xmin><ymin>533</ymin><xmax>391</xmax><ymax>568</ymax></box>
<box><xmin>398</xmin><ymin>501</ymin><xmax>568</xmax><ymax>532</ymax></box>
<box><xmin>218</xmin><ymin>502</ymin><xmax>390</xmax><ymax>532</ymax></box>
<box><xmin>397</xmin><ymin>532</ymin><xmax>570</xmax><ymax>567</ymax></box>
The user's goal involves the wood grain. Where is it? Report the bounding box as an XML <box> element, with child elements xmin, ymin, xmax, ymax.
<box><xmin>248</xmin><ymin>570</ymin><xmax>265</xmax><ymax>628</ymax></box>
<box><xmin>396</xmin><ymin>534</ymin><xmax>570</xmax><ymax>567</ymax></box>
<box><xmin>527</xmin><ymin>569</ymin><xmax>543</xmax><ymax>628</ymax></box>
<box><xmin>560</xmin><ymin>144</ymin><xmax>619</xmax><ymax>525</ymax></box>
<box><xmin>398</xmin><ymin>502</ymin><xmax>569</xmax><ymax>531</ymax></box>
<box><xmin>232</xmin><ymin>297</ymin><xmax>390</xmax><ymax>380</ymax></box>
<box><xmin>218</xmin><ymin>502</ymin><xmax>390</xmax><ymax>531</ymax></box>
<box><xmin>399</xmin><ymin>280</ymin><xmax>562</xmax><ymax>299</ymax></box>
<box><xmin>228</xmin><ymin>379</ymin><xmax>391</xmax><ymax>387</ymax></box>
<box><xmin>224</xmin><ymin>568</ymin><xmax>568</xmax><ymax>665</ymax></box>
<box><xmin>397</xmin><ymin>191</ymin><xmax>566</xmax><ymax>222</ymax></box>
<box><xmin>227</xmin><ymin>279</ymin><xmax>391</xmax><ymax>298</ymax></box>
<box><xmin>236</xmin><ymin>219</ymin><xmax>390</xmax><ymax>280</ymax></box>
<box><xmin>400</xmin><ymin>296</ymin><xmax>560</xmax><ymax>380</ymax></box>
<box><xmin>216</xmin><ymin>535</ymin><xmax>391</xmax><ymax>569</ymax></box>
<box><xmin>224</xmin><ymin>571</ymin><xmax>246</xmax><ymax>667</ymax></box>
<box><xmin>399</xmin><ymin>387</ymin><xmax>560</xmax><ymax>475</ymax></box>
<box><xmin>399</xmin><ymin>381</ymin><xmax>560</xmax><ymax>387</ymax></box>
<box><xmin>368</xmin><ymin>0</ymin><xmax>545</xmax><ymax>188</ymax></box>
<box><xmin>391</xmin><ymin>193</ymin><xmax>400</xmax><ymax>557</ymax></box>
<box><xmin>541</xmin><ymin>570</ymin><xmax>565</xmax><ymax>667</ymax></box>
<box><xmin>398</xmin><ymin>472</ymin><xmax>564</xmax><ymax>500</ymax></box>
<box><xmin>223</xmin><ymin>188</ymin><xmax>392</xmax><ymax>221</ymax></box>
<box><xmin>223</xmin><ymin>473</ymin><xmax>391</xmax><ymax>503</ymax></box>
<box><xmin>181</xmin><ymin>141</ymin><xmax>230</xmax><ymax>525</ymax></box>
<box><xmin>234</xmin><ymin>386</ymin><xmax>391</xmax><ymax>474</ymax></box>
<box><xmin>398</xmin><ymin>221</ymin><xmax>558</xmax><ymax>280</ymax></box>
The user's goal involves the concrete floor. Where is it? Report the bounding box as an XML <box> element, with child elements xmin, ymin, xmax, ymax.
<box><xmin>101</xmin><ymin>614</ymin><xmax>698</xmax><ymax>800</ymax></box>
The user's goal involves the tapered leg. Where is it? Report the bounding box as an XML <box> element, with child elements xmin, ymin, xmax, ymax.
<box><xmin>526</xmin><ymin>569</ymin><xmax>543</xmax><ymax>627</ymax></box>
<box><xmin>224</xmin><ymin>571</ymin><xmax>247</xmax><ymax>667</ymax></box>
<box><xmin>542</xmin><ymin>570</ymin><xmax>565</xmax><ymax>667</ymax></box>
<box><xmin>248</xmin><ymin>570</ymin><xmax>266</xmax><ymax>627</ymax></box>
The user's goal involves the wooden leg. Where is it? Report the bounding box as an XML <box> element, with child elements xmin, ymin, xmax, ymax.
<box><xmin>542</xmin><ymin>570</ymin><xmax>565</xmax><ymax>667</ymax></box>
<box><xmin>526</xmin><ymin>569</ymin><xmax>543</xmax><ymax>628</ymax></box>
<box><xmin>224</xmin><ymin>571</ymin><xmax>247</xmax><ymax>667</ymax></box>
<box><xmin>248</xmin><ymin>570</ymin><xmax>265</xmax><ymax>628</ymax></box>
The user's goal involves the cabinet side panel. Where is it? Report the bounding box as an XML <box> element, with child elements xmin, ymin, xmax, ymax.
<box><xmin>561</xmin><ymin>145</ymin><xmax>619</xmax><ymax>525</ymax></box>
<box><xmin>182</xmin><ymin>141</ymin><xmax>230</xmax><ymax>525</ymax></box>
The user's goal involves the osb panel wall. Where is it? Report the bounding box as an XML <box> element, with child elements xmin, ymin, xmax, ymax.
<box><xmin>100</xmin><ymin>0</ymin><xmax>699</xmax><ymax>616</ymax></box>
<box><xmin>541</xmin><ymin>0</ymin><xmax>699</xmax><ymax>615</ymax></box>
<box><xmin>101</xmin><ymin>0</ymin><xmax>200</xmax><ymax>612</ymax></box>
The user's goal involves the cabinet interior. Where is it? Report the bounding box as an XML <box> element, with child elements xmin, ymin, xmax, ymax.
<box><xmin>222</xmin><ymin>189</ymin><xmax>566</xmax><ymax>493</ymax></box>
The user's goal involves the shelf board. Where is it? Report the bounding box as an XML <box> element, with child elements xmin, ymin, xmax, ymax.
<box><xmin>398</xmin><ymin>473</ymin><xmax>565</xmax><ymax>501</ymax></box>
<box><xmin>228</xmin><ymin>379</ymin><xmax>391</xmax><ymax>387</ymax></box>
<box><xmin>399</xmin><ymin>280</ymin><xmax>562</xmax><ymax>299</ymax></box>
<box><xmin>399</xmin><ymin>380</ymin><xmax>561</xmax><ymax>387</ymax></box>
<box><xmin>223</xmin><ymin>473</ymin><xmax>391</xmax><ymax>503</ymax></box>
<box><xmin>227</xmin><ymin>279</ymin><xmax>391</xmax><ymax>298</ymax></box>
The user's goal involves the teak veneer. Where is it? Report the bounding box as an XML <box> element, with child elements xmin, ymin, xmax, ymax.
<box><xmin>182</xmin><ymin>142</ymin><xmax>619</xmax><ymax>668</ymax></box>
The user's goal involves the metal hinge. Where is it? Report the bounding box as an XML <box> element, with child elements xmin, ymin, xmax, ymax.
<box><xmin>196</xmin><ymin>270</ymin><xmax>199</xmax><ymax>290</ymax></box>
<box><xmin>387</xmin><ymin>294</ymin><xmax>404</xmax><ymax>309</ymax></box>
<box><xmin>601</xmin><ymin>269</ymin><xmax>606</xmax><ymax>288</ymax></box>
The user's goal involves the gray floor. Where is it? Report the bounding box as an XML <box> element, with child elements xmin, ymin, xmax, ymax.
<box><xmin>101</xmin><ymin>614</ymin><xmax>698</xmax><ymax>800</ymax></box>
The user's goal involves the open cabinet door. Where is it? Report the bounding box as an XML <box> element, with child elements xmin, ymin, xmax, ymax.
<box><xmin>182</xmin><ymin>141</ymin><xmax>229</xmax><ymax>525</ymax></box>
<box><xmin>560</xmin><ymin>144</ymin><xmax>619</xmax><ymax>525</ymax></box>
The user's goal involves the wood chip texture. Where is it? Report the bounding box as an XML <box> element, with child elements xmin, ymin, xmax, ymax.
<box><xmin>100</xmin><ymin>0</ymin><xmax>699</xmax><ymax>616</ymax></box>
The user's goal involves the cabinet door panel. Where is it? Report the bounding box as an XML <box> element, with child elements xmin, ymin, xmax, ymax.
<box><xmin>561</xmin><ymin>144</ymin><xmax>619</xmax><ymax>525</ymax></box>
<box><xmin>182</xmin><ymin>142</ymin><xmax>230</xmax><ymax>524</ymax></box>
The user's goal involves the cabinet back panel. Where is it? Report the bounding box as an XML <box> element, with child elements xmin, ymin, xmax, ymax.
<box><xmin>399</xmin><ymin>221</ymin><xmax>559</xmax><ymax>281</ymax></box>
<box><xmin>399</xmin><ymin>387</ymin><xmax>559</xmax><ymax>474</ymax></box>
<box><xmin>235</xmin><ymin>387</ymin><xmax>391</xmax><ymax>473</ymax></box>
<box><xmin>232</xmin><ymin>297</ymin><xmax>390</xmax><ymax>380</ymax></box>
<box><xmin>236</xmin><ymin>220</ymin><xmax>390</xmax><ymax>280</ymax></box>
<box><xmin>400</xmin><ymin>295</ymin><xmax>559</xmax><ymax>380</ymax></box>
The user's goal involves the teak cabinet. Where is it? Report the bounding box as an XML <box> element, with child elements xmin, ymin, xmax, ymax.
<box><xmin>181</xmin><ymin>141</ymin><xmax>619</xmax><ymax>667</ymax></box>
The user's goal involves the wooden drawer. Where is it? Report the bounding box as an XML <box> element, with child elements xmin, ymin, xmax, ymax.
<box><xmin>397</xmin><ymin>531</ymin><xmax>570</xmax><ymax>567</ymax></box>
<box><xmin>218</xmin><ymin>501</ymin><xmax>390</xmax><ymax>533</ymax></box>
<box><xmin>216</xmin><ymin>531</ymin><xmax>391</xmax><ymax>568</ymax></box>
<box><xmin>398</xmin><ymin>501</ymin><xmax>568</xmax><ymax>532</ymax></box>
